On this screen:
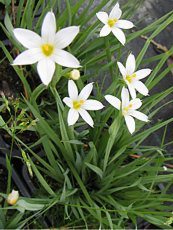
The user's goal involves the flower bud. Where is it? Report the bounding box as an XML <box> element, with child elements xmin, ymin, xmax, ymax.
<box><xmin>69</xmin><ymin>69</ymin><xmax>80</xmax><ymax>80</ymax></box>
<box><xmin>7</xmin><ymin>190</ymin><xmax>19</xmax><ymax>205</ymax></box>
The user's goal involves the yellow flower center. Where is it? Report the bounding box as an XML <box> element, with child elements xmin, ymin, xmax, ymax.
<box><xmin>41</xmin><ymin>44</ymin><xmax>54</xmax><ymax>56</ymax></box>
<box><xmin>73</xmin><ymin>100</ymin><xmax>85</xmax><ymax>110</ymax></box>
<box><xmin>108</xmin><ymin>18</ymin><xmax>118</xmax><ymax>27</ymax></box>
<box><xmin>126</xmin><ymin>73</ymin><xmax>136</xmax><ymax>83</ymax></box>
<box><xmin>123</xmin><ymin>103</ymin><xmax>133</xmax><ymax>115</ymax></box>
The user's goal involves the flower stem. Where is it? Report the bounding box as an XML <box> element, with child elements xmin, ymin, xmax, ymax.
<box><xmin>104</xmin><ymin>37</ymin><xmax>114</xmax><ymax>79</ymax></box>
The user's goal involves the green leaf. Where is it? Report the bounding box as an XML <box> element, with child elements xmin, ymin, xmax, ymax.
<box><xmin>85</xmin><ymin>162</ymin><xmax>103</xmax><ymax>179</ymax></box>
<box><xmin>103</xmin><ymin>114</ymin><xmax>121</xmax><ymax>171</ymax></box>
<box><xmin>28</xmin><ymin>156</ymin><xmax>55</xmax><ymax>196</ymax></box>
<box><xmin>16</xmin><ymin>199</ymin><xmax>44</xmax><ymax>213</ymax></box>
<box><xmin>4</xmin><ymin>13</ymin><xmax>14</xmax><ymax>33</ymax></box>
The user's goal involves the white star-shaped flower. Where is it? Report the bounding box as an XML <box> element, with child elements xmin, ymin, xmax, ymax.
<box><xmin>63</xmin><ymin>80</ymin><xmax>104</xmax><ymax>127</ymax></box>
<box><xmin>117</xmin><ymin>53</ymin><xmax>151</xmax><ymax>99</ymax></box>
<box><xmin>13</xmin><ymin>11</ymin><xmax>81</xmax><ymax>85</ymax></box>
<box><xmin>96</xmin><ymin>3</ymin><xmax>134</xmax><ymax>45</ymax></box>
<box><xmin>105</xmin><ymin>87</ymin><xmax>148</xmax><ymax>134</ymax></box>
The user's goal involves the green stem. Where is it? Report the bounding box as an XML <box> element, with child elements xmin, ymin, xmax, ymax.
<box><xmin>104</xmin><ymin>37</ymin><xmax>114</xmax><ymax>79</ymax></box>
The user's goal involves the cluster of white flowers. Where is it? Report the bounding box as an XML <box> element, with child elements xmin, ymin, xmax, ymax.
<box><xmin>12</xmin><ymin>3</ymin><xmax>151</xmax><ymax>134</ymax></box>
<box><xmin>105</xmin><ymin>52</ymin><xmax>151</xmax><ymax>134</ymax></box>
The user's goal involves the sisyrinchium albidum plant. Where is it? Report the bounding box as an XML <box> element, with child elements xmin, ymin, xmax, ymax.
<box><xmin>0</xmin><ymin>0</ymin><xmax>173</xmax><ymax>229</ymax></box>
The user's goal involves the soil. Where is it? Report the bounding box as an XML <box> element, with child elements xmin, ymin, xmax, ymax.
<box><xmin>131</xmin><ymin>0</ymin><xmax>173</xmax><ymax>150</ymax></box>
<box><xmin>0</xmin><ymin>164</ymin><xmax>8</xmax><ymax>193</ymax></box>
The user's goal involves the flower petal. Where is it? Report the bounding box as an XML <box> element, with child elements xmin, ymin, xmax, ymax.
<box><xmin>41</xmin><ymin>11</ymin><xmax>56</xmax><ymax>43</ymax></box>
<box><xmin>105</xmin><ymin>95</ymin><xmax>121</xmax><ymax>110</ymax></box>
<box><xmin>100</xmin><ymin>25</ymin><xmax>111</xmax><ymax>37</ymax></box>
<box><xmin>129</xmin><ymin>98</ymin><xmax>142</xmax><ymax>110</ymax></box>
<box><xmin>121</xmin><ymin>87</ymin><xmax>129</xmax><ymax>107</ymax></box>
<box><xmin>109</xmin><ymin>3</ymin><xmax>122</xmax><ymax>19</ymax></box>
<box><xmin>67</xmin><ymin>108</ymin><xmax>79</xmax><ymax>126</ymax></box>
<box><xmin>112</xmin><ymin>27</ymin><xmax>126</xmax><ymax>45</ymax></box>
<box><xmin>13</xmin><ymin>29</ymin><xmax>41</xmax><ymax>48</ymax></box>
<box><xmin>78</xmin><ymin>82</ymin><xmax>93</xmax><ymax>100</ymax></box>
<box><xmin>96</xmin><ymin>12</ymin><xmax>109</xmax><ymax>24</ymax></box>
<box><xmin>37</xmin><ymin>59</ymin><xmax>55</xmax><ymax>85</ymax></box>
<box><xmin>116</xmin><ymin>20</ymin><xmax>134</xmax><ymax>29</ymax></box>
<box><xmin>52</xmin><ymin>49</ymin><xmax>81</xmax><ymax>68</ymax></box>
<box><xmin>126</xmin><ymin>53</ymin><xmax>136</xmax><ymax>75</ymax></box>
<box><xmin>13</xmin><ymin>48</ymin><xmax>43</xmax><ymax>65</ymax></box>
<box><xmin>135</xmin><ymin>69</ymin><xmax>152</xmax><ymax>80</ymax></box>
<box><xmin>68</xmin><ymin>80</ymin><xmax>78</xmax><ymax>99</ymax></box>
<box><xmin>63</xmin><ymin>97</ymin><xmax>73</xmax><ymax>108</ymax></box>
<box><xmin>78</xmin><ymin>109</ymin><xmax>94</xmax><ymax>127</ymax></box>
<box><xmin>127</xmin><ymin>83</ymin><xmax>136</xmax><ymax>99</ymax></box>
<box><xmin>82</xmin><ymin>99</ymin><xmax>104</xmax><ymax>111</ymax></box>
<box><xmin>133</xmin><ymin>81</ymin><xmax>149</xmax><ymax>96</ymax></box>
<box><xmin>117</xmin><ymin>61</ymin><xmax>127</xmax><ymax>77</ymax></box>
<box><xmin>131</xmin><ymin>111</ymin><xmax>148</xmax><ymax>122</ymax></box>
<box><xmin>55</xmin><ymin>26</ymin><xmax>79</xmax><ymax>49</ymax></box>
<box><xmin>124</xmin><ymin>115</ymin><xmax>135</xmax><ymax>134</ymax></box>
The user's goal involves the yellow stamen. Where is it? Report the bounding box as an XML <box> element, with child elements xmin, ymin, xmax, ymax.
<box><xmin>108</xmin><ymin>18</ymin><xmax>118</xmax><ymax>27</ymax></box>
<box><xmin>126</xmin><ymin>73</ymin><xmax>136</xmax><ymax>83</ymax></box>
<box><xmin>41</xmin><ymin>44</ymin><xmax>54</xmax><ymax>56</ymax></box>
<box><xmin>73</xmin><ymin>100</ymin><xmax>85</xmax><ymax>110</ymax></box>
<box><xmin>129</xmin><ymin>103</ymin><xmax>133</xmax><ymax>108</ymax></box>
<box><xmin>123</xmin><ymin>103</ymin><xmax>133</xmax><ymax>115</ymax></box>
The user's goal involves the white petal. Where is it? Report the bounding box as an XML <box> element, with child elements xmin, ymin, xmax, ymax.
<box><xmin>126</xmin><ymin>53</ymin><xmax>136</xmax><ymax>75</ymax></box>
<box><xmin>78</xmin><ymin>109</ymin><xmax>94</xmax><ymax>127</ymax></box>
<box><xmin>131</xmin><ymin>111</ymin><xmax>148</xmax><ymax>122</ymax></box>
<box><xmin>67</xmin><ymin>109</ymin><xmax>79</xmax><ymax>126</ymax></box>
<box><xmin>37</xmin><ymin>59</ymin><xmax>55</xmax><ymax>85</ymax></box>
<box><xmin>127</xmin><ymin>83</ymin><xmax>136</xmax><ymax>99</ymax></box>
<box><xmin>124</xmin><ymin>115</ymin><xmax>135</xmax><ymax>134</ymax></box>
<box><xmin>129</xmin><ymin>98</ymin><xmax>142</xmax><ymax>110</ymax></box>
<box><xmin>100</xmin><ymin>25</ymin><xmax>111</xmax><ymax>37</ymax></box>
<box><xmin>82</xmin><ymin>99</ymin><xmax>104</xmax><ymax>111</ymax></box>
<box><xmin>109</xmin><ymin>3</ymin><xmax>122</xmax><ymax>19</ymax></box>
<box><xmin>116</xmin><ymin>20</ymin><xmax>134</xmax><ymax>29</ymax></box>
<box><xmin>13</xmin><ymin>48</ymin><xmax>43</xmax><ymax>65</ymax></box>
<box><xmin>96</xmin><ymin>12</ymin><xmax>109</xmax><ymax>24</ymax></box>
<box><xmin>63</xmin><ymin>97</ymin><xmax>73</xmax><ymax>108</ymax></box>
<box><xmin>135</xmin><ymin>69</ymin><xmax>152</xmax><ymax>80</ymax></box>
<box><xmin>68</xmin><ymin>80</ymin><xmax>78</xmax><ymax>100</ymax></box>
<box><xmin>133</xmin><ymin>81</ymin><xmax>149</xmax><ymax>96</ymax></box>
<box><xmin>112</xmin><ymin>27</ymin><xmax>126</xmax><ymax>45</ymax></box>
<box><xmin>79</xmin><ymin>83</ymin><xmax>93</xmax><ymax>100</ymax></box>
<box><xmin>13</xmin><ymin>29</ymin><xmax>41</xmax><ymax>48</ymax></box>
<box><xmin>121</xmin><ymin>87</ymin><xmax>129</xmax><ymax>107</ymax></box>
<box><xmin>41</xmin><ymin>11</ymin><xmax>56</xmax><ymax>43</ymax></box>
<box><xmin>55</xmin><ymin>26</ymin><xmax>79</xmax><ymax>49</ymax></box>
<box><xmin>117</xmin><ymin>62</ymin><xmax>127</xmax><ymax>77</ymax></box>
<box><xmin>52</xmin><ymin>49</ymin><xmax>81</xmax><ymax>68</ymax></box>
<box><xmin>105</xmin><ymin>95</ymin><xmax>121</xmax><ymax>110</ymax></box>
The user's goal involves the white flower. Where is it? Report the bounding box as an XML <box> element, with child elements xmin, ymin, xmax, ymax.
<box><xmin>163</xmin><ymin>166</ymin><xmax>168</xmax><ymax>171</ymax></box>
<box><xmin>96</xmin><ymin>3</ymin><xmax>134</xmax><ymax>45</ymax></box>
<box><xmin>105</xmin><ymin>87</ymin><xmax>148</xmax><ymax>134</ymax></box>
<box><xmin>69</xmin><ymin>69</ymin><xmax>80</xmax><ymax>80</ymax></box>
<box><xmin>7</xmin><ymin>189</ymin><xmax>19</xmax><ymax>205</ymax></box>
<box><xmin>13</xmin><ymin>11</ymin><xmax>81</xmax><ymax>85</ymax></box>
<box><xmin>63</xmin><ymin>80</ymin><xmax>104</xmax><ymax>127</ymax></box>
<box><xmin>117</xmin><ymin>53</ymin><xmax>151</xmax><ymax>99</ymax></box>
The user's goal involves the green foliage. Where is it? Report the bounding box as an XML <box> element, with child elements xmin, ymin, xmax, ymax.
<box><xmin>0</xmin><ymin>0</ymin><xmax>173</xmax><ymax>229</ymax></box>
